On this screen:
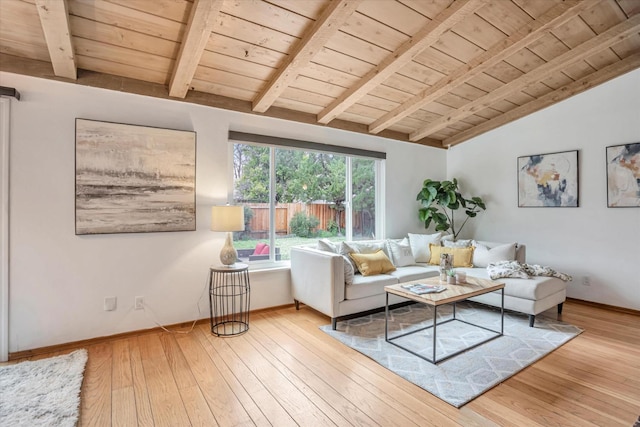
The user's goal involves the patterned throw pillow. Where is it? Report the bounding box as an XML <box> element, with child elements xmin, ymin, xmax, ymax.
<box><xmin>443</xmin><ymin>239</ymin><xmax>473</xmax><ymax>248</ymax></box>
<box><xmin>349</xmin><ymin>250</ymin><xmax>396</xmax><ymax>276</ymax></box>
<box><xmin>486</xmin><ymin>261</ymin><xmax>530</xmax><ymax>279</ymax></box>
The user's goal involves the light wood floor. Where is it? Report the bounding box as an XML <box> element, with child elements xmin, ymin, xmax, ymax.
<box><xmin>14</xmin><ymin>300</ymin><xmax>640</xmax><ymax>426</ymax></box>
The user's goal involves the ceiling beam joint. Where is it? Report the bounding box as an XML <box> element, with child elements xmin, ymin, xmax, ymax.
<box><xmin>443</xmin><ymin>53</ymin><xmax>640</xmax><ymax>147</ymax></box>
<box><xmin>35</xmin><ymin>0</ymin><xmax>77</xmax><ymax>80</ymax></box>
<box><xmin>409</xmin><ymin>13</ymin><xmax>640</xmax><ymax>141</ymax></box>
<box><xmin>369</xmin><ymin>0</ymin><xmax>602</xmax><ymax>134</ymax></box>
<box><xmin>317</xmin><ymin>0</ymin><xmax>487</xmax><ymax>125</ymax></box>
<box><xmin>252</xmin><ymin>0</ymin><xmax>362</xmax><ymax>113</ymax></box>
<box><xmin>169</xmin><ymin>0</ymin><xmax>224</xmax><ymax>98</ymax></box>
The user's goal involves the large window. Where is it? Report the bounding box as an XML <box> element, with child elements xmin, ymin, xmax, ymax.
<box><xmin>230</xmin><ymin>133</ymin><xmax>385</xmax><ymax>263</ymax></box>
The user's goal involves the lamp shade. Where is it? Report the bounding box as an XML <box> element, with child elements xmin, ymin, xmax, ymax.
<box><xmin>211</xmin><ymin>205</ymin><xmax>245</xmax><ymax>232</ymax></box>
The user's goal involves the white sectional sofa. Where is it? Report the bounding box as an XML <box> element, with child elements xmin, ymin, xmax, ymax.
<box><xmin>290</xmin><ymin>236</ymin><xmax>568</xmax><ymax>329</ymax></box>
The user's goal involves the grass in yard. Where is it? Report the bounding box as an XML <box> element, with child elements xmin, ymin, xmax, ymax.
<box><xmin>234</xmin><ymin>235</ymin><xmax>345</xmax><ymax>260</ymax></box>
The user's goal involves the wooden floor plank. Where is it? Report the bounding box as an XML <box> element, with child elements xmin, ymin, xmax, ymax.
<box><xmin>273</xmin><ymin>309</ymin><xmax>483</xmax><ymax>426</ymax></box>
<box><xmin>483</xmin><ymin>382</ymin><xmax>602</xmax><ymax>427</ymax></box>
<box><xmin>516</xmin><ymin>367</ymin><xmax>634</xmax><ymax>425</ymax></box>
<box><xmin>159</xmin><ymin>332</ymin><xmax>218</xmax><ymax>426</ymax></box>
<box><xmin>112</xmin><ymin>387</ymin><xmax>137</xmax><ymax>427</ymax></box>
<box><xmin>80</xmin><ymin>343</ymin><xmax>112</xmax><ymax>427</ymax></box>
<box><xmin>111</xmin><ymin>339</ymin><xmax>137</xmax><ymax>426</ymax></box>
<box><xmin>173</xmin><ymin>329</ymin><xmax>254</xmax><ymax>426</ymax></box>
<box><xmin>195</xmin><ymin>327</ymin><xmax>297</xmax><ymax>426</ymax></box>
<box><xmin>260</xmin><ymin>310</ymin><xmax>462</xmax><ymax>426</ymax></box>
<box><xmin>129</xmin><ymin>337</ymin><xmax>154</xmax><ymax>427</ymax></box>
<box><xmin>10</xmin><ymin>300</ymin><xmax>638</xmax><ymax>427</ymax></box>
<box><xmin>247</xmin><ymin>317</ymin><xmax>379</xmax><ymax>426</ymax></box>
<box><xmin>222</xmin><ymin>330</ymin><xmax>343</xmax><ymax>426</ymax></box>
<box><xmin>136</xmin><ymin>334</ymin><xmax>192</xmax><ymax>427</ymax></box>
<box><xmin>111</xmin><ymin>339</ymin><xmax>133</xmax><ymax>390</ymax></box>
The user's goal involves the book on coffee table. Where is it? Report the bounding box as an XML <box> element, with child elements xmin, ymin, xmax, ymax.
<box><xmin>401</xmin><ymin>283</ymin><xmax>446</xmax><ymax>295</ymax></box>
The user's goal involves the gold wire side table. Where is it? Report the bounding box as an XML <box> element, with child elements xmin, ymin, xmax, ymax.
<box><xmin>209</xmin><ymin>263</ymin><xmax>250</xmax><ymax>337</ymax></box>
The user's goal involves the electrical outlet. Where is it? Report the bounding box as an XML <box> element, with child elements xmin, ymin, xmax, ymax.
<box><xmin>582</xmin><ymin>276</ymin><xmax>591</xmax><ymax>286</ymax></box>
<box><xmin>104</xmin><ymin>296</ymin><xmax>117</xmax><ymax>311</ymax></box>
<box><xmin>134</xmin><ymin>296</ymin><xmax>144</xmax><ymax>310</ymax></box>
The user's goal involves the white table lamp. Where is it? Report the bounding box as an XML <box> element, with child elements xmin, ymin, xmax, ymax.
<box><xmin>211</xmin><ymin>205</ymin><xmax>245</xmax><ymax>266</ymax></box>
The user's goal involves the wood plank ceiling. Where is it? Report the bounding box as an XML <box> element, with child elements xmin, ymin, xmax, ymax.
<box><xmin>1</xmin><ymin>0</ymin><xmax>639</xmax><ymax>148</ymax></box>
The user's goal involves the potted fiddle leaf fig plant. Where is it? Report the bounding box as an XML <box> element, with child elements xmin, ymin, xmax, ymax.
<box><xmin>417</xmin><ymin>178</ymin><xmax>486</xmax><ymax>241</ymax></box>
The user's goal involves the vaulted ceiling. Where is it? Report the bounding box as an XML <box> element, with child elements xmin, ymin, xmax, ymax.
<box><xmin>1</xmin><ymin>0</ymin><xmax>639</xmax><ymax>148</ymax></box>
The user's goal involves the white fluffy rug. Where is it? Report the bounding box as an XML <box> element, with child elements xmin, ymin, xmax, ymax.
<box><xmin>0</xmin><ymin>349</ymin><xmax>88</xmax><ymax>426</ymax></box>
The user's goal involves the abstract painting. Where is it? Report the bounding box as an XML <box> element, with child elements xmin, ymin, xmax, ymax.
<box><xmin>518</xmin><ymin>150</ymin><xmax>578</xmax><ymax>207</ymax></box>
<box><xmin>75</xmin><ymin>119</ymin><xmax>196</xmax><ymax>234</ymax></box>
<box><xmin>606</xmin><ymin>142</ymin><xmax>640</xmax><ymax>207</ymax></box>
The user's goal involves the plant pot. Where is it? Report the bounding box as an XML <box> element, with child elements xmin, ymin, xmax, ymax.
<box><xmin>447</xmin><ymin>276</ymin><xmax>456</xmax><ymax>285</ymax></box>
<box><xmin>456</xmin><ymin>272</ymin><xmax>467</xmax><ymax>283</ymax></box>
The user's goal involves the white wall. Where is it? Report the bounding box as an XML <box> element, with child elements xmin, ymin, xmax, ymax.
<box><xmin>447</xmin><ymin>69</ymin><xmax>640</xmax><ymax>311</ymax></box>
<box><xmin>0</xmin><ymin>72</ymin><xmax>446</xmax><ymax>352</ymax></box>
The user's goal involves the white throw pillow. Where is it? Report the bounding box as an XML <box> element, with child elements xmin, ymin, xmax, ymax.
<box><xmin>342</xmin><ymin>256</ymin><xmax>355</xmax><ymax>285</ymax></box>
<box><xmin>387</xmin><ymin>238</ymin><xmax>415</xmax><ymax>267</ymax></box>
<box><xmin>316</xmin><ymin>238</ymin><xmax>337</xmax><ymax>253</ymax></box>
<box><xmin>339</xmin><ymin>242</ymin><xmax>359</xmax><ymax>273</ymax></box>
<box><xmin>472</xmin><ymin>241</ymin><xmax>517</xmax><ymax>268</ymax></box>
<box><xmin>408</xmin><ymin>232</ymin><xmax>442</xmax><ymax>263</ymax></box>
<box><xmin>344</xmin><ymin>240</ymin><xmax>387</xmax><ymax>254</ymax></box>
<box><xmin>320</xmin><ymin>240</ymin><xmax>355</xmax><ymax>285</ymax></box>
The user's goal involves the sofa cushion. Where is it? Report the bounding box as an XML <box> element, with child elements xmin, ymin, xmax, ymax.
<box><xmin>428</xmin><ymin>244</ymin><xmax>474</xmax><ymax>267</ymax></box>
<box><xmin>346</xmin><ymin>274</ymin><xmax>398</xmax><ymax>300</ymax></box>
<box><xmin>473</xmin><ymin>241</ymin><xmax>517</xmax><ymax>267</ymax></box>
<box><xmin>349</xmin><ymin>250</ymin><xmax>396</xmax><ymax>276</ymax></box>
<box><xmin>253</xmin><ymin>242</ymin><xmax>267</xmax><ymax>255</ymax></box>
<box><xmin>462</xmin><ymin>268</ymin><xmax>567</xmax><ymax>301</ymax></box>
<box><xmin>408</xmin><ymin>232</ymin><xmax>442</xmax><ymax>262</ymax></box>
<box><xmin>389</xmin><ymin>266</ymin><xmax>439</xmax><ymax>282</ymax></box>
<box><xmin>387</xmin><ymin>238</ymin><xmax>416</xmax><ymax>267</ymax></box>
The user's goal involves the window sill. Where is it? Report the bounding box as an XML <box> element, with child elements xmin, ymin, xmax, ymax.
<box><xmin>247</xmin><ymin>260</ymin><xmax>291</xmax><ymax>273</ymax></box>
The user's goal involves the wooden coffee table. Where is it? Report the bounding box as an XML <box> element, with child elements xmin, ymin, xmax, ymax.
<box><xmin>384</xmin><ymin>276</ymin><xmax>505</xmax><ymax>364</ymax></box>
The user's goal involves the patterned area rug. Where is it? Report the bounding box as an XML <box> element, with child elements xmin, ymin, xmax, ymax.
<box><xmin>321</xmin><ymin>302</ymin><xmax>582</xmax><ymax>407</ymax></box>
<box><xmin>0</xmin><ymin>349</ymin><xmax>87</xmax><ymax>426</ymax></box>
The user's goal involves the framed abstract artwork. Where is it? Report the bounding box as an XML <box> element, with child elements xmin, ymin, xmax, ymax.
<box><xmin>606</xmin><ymin>142</ymin><xmax>640</xmax><ymax>207</ymax></box>
<box><xmin>517</xmin><ymin>150</ymin><xmax>579</xmax><ymax>207</ymax></box>
<box><xmin>75</xmin><ymin>119</ymin><xmax>196</xmax><ymax>235</ymax></box>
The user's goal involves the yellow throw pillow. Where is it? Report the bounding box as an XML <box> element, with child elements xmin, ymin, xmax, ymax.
<box><xmin>428</xmin><ymin>244</ymin><xmax>474</xmax><ymax>267</ymax></box>
<box><xmin>349</xmin><ymin>250</ymin><xmax>396</xmax><ymax>276</ymax></box>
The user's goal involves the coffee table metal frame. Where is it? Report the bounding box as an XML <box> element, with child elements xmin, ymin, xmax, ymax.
<box><xmin>384</xmin><ymin>279</ymin><xmax>505</xmax><ymax>364</ymax></box>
